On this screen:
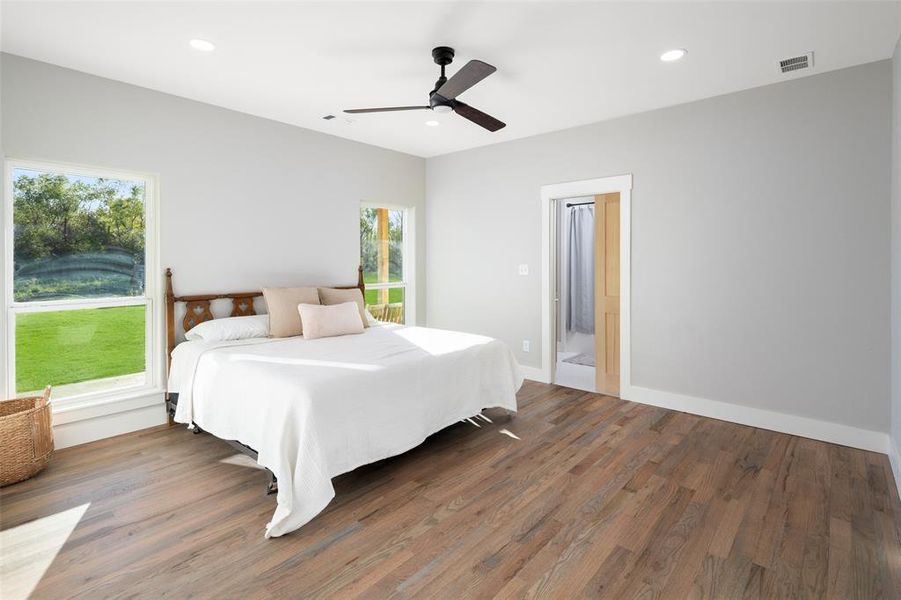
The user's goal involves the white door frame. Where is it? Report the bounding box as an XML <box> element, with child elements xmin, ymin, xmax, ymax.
<box><xmin>539</xmin><ymin>174</ymin><xmax>632</xmax><ymax>391</ymax></box>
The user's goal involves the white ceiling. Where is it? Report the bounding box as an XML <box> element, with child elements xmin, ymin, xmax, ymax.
<box><xmin>2</xmin><ymin>2</ymin><xmax>900</xmax><ymax>158</ymax></box>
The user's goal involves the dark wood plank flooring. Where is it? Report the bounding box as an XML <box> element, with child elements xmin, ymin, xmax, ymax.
<box><xmin>2</xmin><ymin>381</ymin><xmax>900</xmax><ymax>598</ymax></box>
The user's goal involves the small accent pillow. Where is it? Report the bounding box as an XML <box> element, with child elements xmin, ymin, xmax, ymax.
<box><xmin>298</xmin><ymin>301</ymin><xmax>365</xmax><ymax>340</ymax></box>
<box><xmin>185</xmin><ymin>314</ymin><xmax>269</xmax><ymax>342</ymax></box>
<box><xmin>318</xmin><ymin>287</ymin><xmax>369</xmax><ymax>328</ymax></box>
<box><xmin>262</xmin><ymin>286</ymin><xmax>320</xmax><ymax>337</ymax></box>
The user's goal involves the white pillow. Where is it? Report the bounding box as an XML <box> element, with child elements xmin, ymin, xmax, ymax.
<box><xmin>185</xmin><ymin>314</ymin><xmax>269</xmax><ymax>342</ymax></box>
<box><xmin>298</xmin><ymin>301</ymin><xmax>365</xmax><ymax>340</ymax></box>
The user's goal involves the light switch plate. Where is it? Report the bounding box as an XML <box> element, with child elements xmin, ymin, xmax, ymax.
<box><xmin>522</xmin><ymin>340</ymin><xmax>531</xmax><ymax>352</ymax></box>
<box><xmin>518</xmin><ymin>264</ymin><xmax>529</xmax><ymax>276</ymax></box>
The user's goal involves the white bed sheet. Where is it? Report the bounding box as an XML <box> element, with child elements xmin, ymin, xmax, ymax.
<box><xmin>168</xmin><ymin>323</ymin><xmax>522</xmax><ymax>537</ymax></box>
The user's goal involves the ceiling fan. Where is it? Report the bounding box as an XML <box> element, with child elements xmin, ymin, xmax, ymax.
<box><xmin>344</xmin><ymin>46</ymin><xmax>505</xmax><ymax>132</ymax></box>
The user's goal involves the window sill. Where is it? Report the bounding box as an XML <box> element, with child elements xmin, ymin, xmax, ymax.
<box><xmin>52</xmin><ymin>386</ymin><xmax>165</xmax><ymax>425</ymax></box>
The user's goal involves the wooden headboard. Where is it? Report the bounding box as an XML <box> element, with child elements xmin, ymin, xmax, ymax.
<box><xmin>164</xmin><ymin>266</ymin><xmax>365</xmax><ymax>363</ymax></box>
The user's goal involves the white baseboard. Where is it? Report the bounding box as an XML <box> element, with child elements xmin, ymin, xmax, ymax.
<box><xmin>520</xmin><ymin>365</ymin><xmax>549</xmax><ymax>383</ymax></box>
<box><xmin>54</xmin><ymin>404</ymin><xmax>167</xmax><ymax>449</ymax></box>
<box><xmin>888</xmin><ymin>438</ymin><xmax>901</xmax><ymax>499</ymax></box>
<box><xmin>622</xmin><ymin>384</ymin><xmax>889</xmax><ymax>454</ymax></box>
<box><xmin>52</xmin><ymin>390</ymin><xmax>167</xmax><ymax>449</ymax></box>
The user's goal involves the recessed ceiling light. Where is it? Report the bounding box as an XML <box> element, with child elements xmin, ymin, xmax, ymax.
<box><xmin>425</xmin><ymin>120</ymin><xmax>440</xmax><ymax>127</ymax></box>
<box><xmin>189</xmin><ymin>39</ymin><xmax>216</xmax><ymax>52</ymax></box>
<box><xmin>660</xmin><ymin>48</ymin><xmax>686</xmax><ymax>62</ymax></box>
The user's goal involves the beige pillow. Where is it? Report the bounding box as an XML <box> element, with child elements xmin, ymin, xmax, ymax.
<box><xmin>318</xmin><ymin>287</ymin><xmax>368</xmax><ymax>328</ymax></box>
<box><xmin>298</xmin><ymin>302</ymin><xmax>365</xmax><ymax>340</ymax></box>
<box><xmin>262</xmin><ymin>286</ymin><xmax>320</xmax><ymax>337</ymax></box>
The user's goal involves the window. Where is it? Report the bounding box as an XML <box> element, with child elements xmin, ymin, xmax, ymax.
<box><xmin>5</xmin><ymin>160</ymin><xmax>158</xmax><ymax>402</ymax></box>
<box><xmin>360</xmin><ymin>205</ymin><xmax>411</xmax><ymax>324</ymax></box>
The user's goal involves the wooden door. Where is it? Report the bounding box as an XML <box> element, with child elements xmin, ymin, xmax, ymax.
<box><xmin>594</xmin><ymin>193</ymin><xmax>620</xmax><ymax>396</ymax></box>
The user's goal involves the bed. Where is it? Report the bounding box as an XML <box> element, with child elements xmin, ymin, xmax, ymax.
<box><xmin>164</xmin><ymin>268</ymin><xmax>522</xmax><ymax>537</ymax></box>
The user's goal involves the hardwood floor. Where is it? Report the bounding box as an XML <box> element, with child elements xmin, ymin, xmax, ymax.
<box><xmin>3</xmin><ymin>381</ymin><xmax>900</xmax><ymax>599</ymax></box>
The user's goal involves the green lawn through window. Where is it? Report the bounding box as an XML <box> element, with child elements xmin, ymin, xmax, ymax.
<box><xmin>15</xmin><ymin>306</ymin><xmax>145</xmax><ymax>394</ymax></box>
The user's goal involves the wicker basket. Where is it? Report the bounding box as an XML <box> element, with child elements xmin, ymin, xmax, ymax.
<box><xmin>0</xmin><ymin>386</ymin><xmax>53</xmax><ymax>486</ymax></box>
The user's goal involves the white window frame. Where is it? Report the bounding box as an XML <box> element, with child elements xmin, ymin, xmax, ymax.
<box><xmin>3</xmin><ymin>158</ymin><xmax>163</xmax><ymax>408</ymax></box>
<box><xmin>360</xmin><ymin>202</ymin><xmax>415</xmax><ymax>324</ymax></box>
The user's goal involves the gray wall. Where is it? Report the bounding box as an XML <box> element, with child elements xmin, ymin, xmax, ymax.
<box><xmin>0</xmin><ymin>53</ymin><xmax>425</xmax><ymax>396</ymax></box>
<box><xmin>427</xmin><ymin>61</ymin><xmax>892</xmax><ymax>432</ymax></box>
<box><xmin>2</xmin><ymin>52</ymin><xmax>893</xmax><ymax>436</ymax></box>
<box><xmin>0</xmin><ymin>53</ymin><xmax>426</xmax><ymax>380</ymax></box>
<box><xmin>892</xmin><ymin>37</ymin><xmax>901</xmax><ymax>452</ymax></box>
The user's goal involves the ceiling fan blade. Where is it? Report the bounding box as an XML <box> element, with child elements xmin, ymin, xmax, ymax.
<box><xmin>343</xmin><ymin>106</ymin><xmax>430</xmax><ymax>114</ymax></box>
<box><xmin>454</xmin><ymin>102</ymin><xmax>506</xmax><ymax>132</ymax></box>
<box><xmin>436</xmin><ymin>60</ymin><xmax>496</xmax><ymax>100</ymax></box>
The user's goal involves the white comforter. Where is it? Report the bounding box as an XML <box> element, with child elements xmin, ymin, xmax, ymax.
<box><xmin>168</xmin><ymin>324</ymin><xmax>522</xmax><ymax>537</ymax></box>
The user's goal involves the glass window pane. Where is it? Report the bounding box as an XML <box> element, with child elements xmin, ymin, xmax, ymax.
<box><xmin>360</xmin><ymin>207</ymin><xmax>403</xmax><ymax>286</ymax></box>
<box><xmin>13</xmin><ymin>167</ymin><xmax>146</xmax><ymax>302</ymax></box>
<box><xmin>15</xmin><ymin>306</ymin><xmax>146</xmax><ymax>397</ymax></box>
<box><xmin>364</xmin><ymin>287</ymin><xmax>405</xmax><ymax>324</ymax></box>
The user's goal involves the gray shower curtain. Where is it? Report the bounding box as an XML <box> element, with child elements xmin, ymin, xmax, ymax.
<box><xmin>567</xmin><ymin>202</ymin><xmax>595</xmax><ymax>334</ymax></box>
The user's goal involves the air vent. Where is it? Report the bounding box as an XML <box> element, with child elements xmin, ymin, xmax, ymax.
<box><xmin>778</xmin><ymin>52</ymin><xmax>814</xmax><ymax>74</ymax></box>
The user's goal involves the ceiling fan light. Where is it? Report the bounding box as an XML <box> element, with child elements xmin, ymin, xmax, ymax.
<box><xmin>433</xmin><ymin>105</ymin><xmax>453</xmax><ymax>114</ymax></box>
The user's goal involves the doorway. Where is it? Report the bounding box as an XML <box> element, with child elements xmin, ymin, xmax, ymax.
<box><xmin>554</xmin><ymin>196</ymin><xmax>598</xmax><ymax>393</ymax></box>
<box><xmin>540</xmin><ymin>175</ymin><xmax>632</xmax><ymax>398</ymax></box>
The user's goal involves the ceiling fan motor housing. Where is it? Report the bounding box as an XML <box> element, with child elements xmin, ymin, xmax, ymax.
<box><xmin>430</xmin><ymin>93</ymin><xmax>453</xmax><ymax>111</ymax></box>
